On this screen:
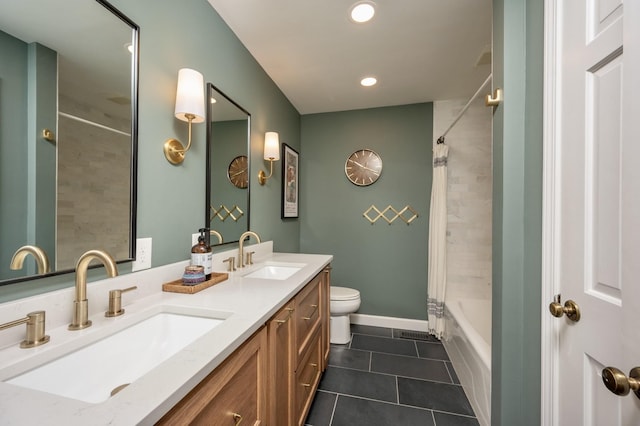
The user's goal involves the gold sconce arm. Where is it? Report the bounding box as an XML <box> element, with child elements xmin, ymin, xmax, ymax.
<box><xmin>164</xmin><ymin>113</ymin><xmax>195</xmax><ymax>165</ymax></box>
<box><xmin>258</xmin><ymin>159</ymin><xmax>276</xmax><ymax>185</ymax></box>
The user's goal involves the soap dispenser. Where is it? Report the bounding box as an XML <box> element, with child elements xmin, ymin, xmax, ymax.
<box><xmin>191</xmin><ymin>228</ymin><xmax>212</xmax><ymax>279</ymax></box>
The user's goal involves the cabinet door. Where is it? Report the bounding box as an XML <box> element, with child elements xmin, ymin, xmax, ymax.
<box><xmin>157</xmin><ymin>327</ymin><xmax>267</xmax><ymax>426</ymax></box>
<box><xmin>267</xmin><ymin>301</ymin><xmax>295</xmax><ymax>426</ymax></box>
<box><xmin>294</xmin><ymin>327</ymin><xmax>323</xmax><ymax>426</ymax></box>
<box><xmin>294</xmin><ymin>275</ymin><xmax>321</xmax><ymax>361</ymax></box>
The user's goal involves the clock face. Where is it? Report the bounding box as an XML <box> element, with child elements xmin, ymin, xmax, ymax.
<box><xmin>345</xmin><ymin>149</ymin><xmax>383</xmax><ymax>186</ymax></box>
<box><xmin>227</xmin><ymin>155</ymin><xmax>248</xmax><ymax>189</ymax></box>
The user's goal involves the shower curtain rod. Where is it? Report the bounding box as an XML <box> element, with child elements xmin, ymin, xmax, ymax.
<box><xmin>436</xmin><ymin>73</ymin><xmax>492</xmax><ymax>144</ymax></box>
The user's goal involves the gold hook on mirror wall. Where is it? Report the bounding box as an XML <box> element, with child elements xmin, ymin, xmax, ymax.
<box><xmin>485</xmin><ymin>88</ymin><xmax>503</xmax><ymax>107</ymax></box>
<box><xmin>164</xmin><ymin>68</ymin><xmax>205</xmax><ymax>165</ymax></box>
<box><xmin>41</xmin><ymin>129</ymin><xmax>56</xmax><ymax>144</ymax></box>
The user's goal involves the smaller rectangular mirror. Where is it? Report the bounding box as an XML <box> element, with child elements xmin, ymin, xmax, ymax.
<box><xmin>206</xmin><ymin>83</ymin><xmax>250</xmax><ymax>246</ymax></box>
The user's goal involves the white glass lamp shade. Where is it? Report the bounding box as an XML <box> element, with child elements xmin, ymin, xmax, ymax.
<box><xmin>264</xmin><ymin>132</ymin><xmax>280</xmax><ymax>160</ymax></box>
<box><xmin>174</xmin><ymin>68</ymin><xmax>205</xmax><ymax>123</ymax></box>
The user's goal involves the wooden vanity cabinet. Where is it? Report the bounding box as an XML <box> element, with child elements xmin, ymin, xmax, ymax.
<box><xmin>294</xmin><ymin>326</ymin><xmax>323</xmax><ymax>426</ymax></box>
<box><xmin>267</xmin><ymin>301</ymin><xmax>295</xmax><ymax>426</ymax></box>
<box><xmin>157</xmin><ymin>327</ymin><xmax>267</xmax><ymax>426</ymax></box>
<box><xmin>268</xmin><ymin>267</ymin><xmax>331</xmax><ymax>426</ymax></box>
<box><xmin>159</xmin><ymin>265</ymin><xmax>331</xmax><ymax>426</ymax></box>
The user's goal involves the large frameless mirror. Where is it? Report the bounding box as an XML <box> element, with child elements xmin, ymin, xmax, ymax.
<box><xmin>206</xmin><ymin>83</ymin><xmax>250</xmax><ymax>246</ymax></box>
<box><xmin>0</xmin><ymin>0</ymin><xmax>139</xmax><ymax>285</ymax></box>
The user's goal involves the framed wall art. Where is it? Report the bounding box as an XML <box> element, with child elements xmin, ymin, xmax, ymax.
<box><xmin>282</xmin><ymin>143</ymin><xmax>299</xmax><ymax>218</ymax></box>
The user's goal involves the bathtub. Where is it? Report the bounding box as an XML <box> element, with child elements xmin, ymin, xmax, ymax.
<box><xmin>442</xmin><ymin>298</ymin><xmax>491</xmax><ymax>426</ymax></box>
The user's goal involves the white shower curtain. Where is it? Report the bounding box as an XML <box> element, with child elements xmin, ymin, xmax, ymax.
<box><xmin>427</xmin><ymin>143</ymin><xmax>449</xmax><ymax>339</ymax></box>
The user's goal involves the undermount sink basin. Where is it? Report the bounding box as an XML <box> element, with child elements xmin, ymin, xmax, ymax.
<box><xmin>243</xmin><ymin>262</ymin><xmax>305</xmax><ymax>280</ymax></box>
<box><xmin>5</xmin><ymin>311</ymin><xmax>227</xmax><ymax>403</ymax></box>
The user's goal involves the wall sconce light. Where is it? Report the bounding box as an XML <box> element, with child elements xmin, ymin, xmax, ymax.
<box><xmin>258</xmin><ymin>131</ymin><xmax>280</xmax><ymax>185</ymax></box>
<box><xmin>163</xmin><ymin>68</ymin><xmax>205</xmax><ymax>164</ymax></box>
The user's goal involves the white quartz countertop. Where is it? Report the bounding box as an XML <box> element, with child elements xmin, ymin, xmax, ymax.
<box><xmin>0</xmin><ymin>243</ymin><xmax>332</xmax><ymax>425</ymax></box>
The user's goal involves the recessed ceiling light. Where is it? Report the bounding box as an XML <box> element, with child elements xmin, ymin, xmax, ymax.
<box><xmin>360</xmin><ymin>77</ymin><xmax>377</xmax><ymax>87</ymax></box>
<box><xmin>350</xmin><ymin>1</ymin><xmax>376</xmax><ymax>23</ymax></box>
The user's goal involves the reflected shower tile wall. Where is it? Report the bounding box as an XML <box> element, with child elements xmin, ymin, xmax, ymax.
<box><xmin>433</xmin><ymin>98</ymin><xmax>492</xmax><ymax>300</ymax></box>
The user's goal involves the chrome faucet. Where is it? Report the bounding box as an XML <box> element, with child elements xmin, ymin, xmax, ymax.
<box><xmin>10</xmin><ymin>245</ymin><xmax>50</xmax><ymax>274</ymax></box>
<box><xmin>69</xmin><ymin>250</ymin><xmax>118</xmax><ymax>330</ymax></box>
<box><xmin>210</xmin><ymin>229</ymin><xmax>223</xmax><ymax>245</ymax></box>
<box><xmin>238</xmin><ymin>231</ymin><xmax>261</xmax><ymax>268</ymax></box>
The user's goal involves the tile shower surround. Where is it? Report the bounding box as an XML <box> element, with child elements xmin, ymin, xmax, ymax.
<box><xmin>306</xmin><ymin>324</ymin><xmax>479</xmax><ymax>426</ymax></box>
<box><xmin>433</xmin><ymin>98</ymin><xmax>493</xmax><ymax>301</ymax></box>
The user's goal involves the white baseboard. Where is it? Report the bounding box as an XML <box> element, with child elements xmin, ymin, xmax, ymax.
<box><xmin>350</xmin><ymin>313</ymin><xmax>429</xmax><ymax>332</ymax></box>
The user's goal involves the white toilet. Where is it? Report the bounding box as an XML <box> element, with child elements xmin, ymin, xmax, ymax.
<box><xmin>330</xmin><ymin>286</ymin><xmax>361</xmax><ymax>344</ymax></box>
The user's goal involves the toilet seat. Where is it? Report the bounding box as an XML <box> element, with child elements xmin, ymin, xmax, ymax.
<box><xmin>331</xmin><ymin>286</ymin><xmax>360</xmax><ymax>301</ymax></box>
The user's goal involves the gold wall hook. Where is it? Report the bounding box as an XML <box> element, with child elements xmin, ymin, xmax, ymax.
<box><xmin>485</xmin><ymin>88</ymin><xmax>503</xmax><ymax>106</ymax></box>
<box><xmin>363</xmin><ymin>205</ymin><xmax>419</xmax><ymax>225</ymax></box>
<box><xmin>42</xmin><ymin>128</ymin><xmax>56</xmax><ymax>144</ymax></box>
<box><xmin>210</xmin><ymin>204</ymin><xmax>245</xmax><ymax>222</ymax></box>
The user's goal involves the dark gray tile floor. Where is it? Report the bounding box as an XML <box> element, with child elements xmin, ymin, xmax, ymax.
<box><xmin>305</xmin><ymin>324</ymin><xmax>479</xmax><ymax>426</ymax></box>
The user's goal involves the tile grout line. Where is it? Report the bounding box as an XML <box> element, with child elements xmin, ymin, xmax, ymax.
<box><xmin>346</xmin><ymin>345</ymin><xmax>449</xmax><ymax>362</ymax></box>
<box><xmin>395</xmin><ymin>375</ymin><xmax>400</xmax><ymax>405</ymax></box>
<box><xmin>328</xmin><ymin>392</ymin><xmax>339</xmax><ymax>426</ymax></box>
<box><xmin>444</xmin><ymin>360</ymin><xmax>454</xmax><ymax>383</ymax></box>
<box><xmin>326</xmin><ymin>362</ymin><xmax>461</xmax><ymax>386</ymax></box>
<box><xmin>326</xmin><ymin>391</ymin><xmax>436</xmax><ymax>413</ymax></box>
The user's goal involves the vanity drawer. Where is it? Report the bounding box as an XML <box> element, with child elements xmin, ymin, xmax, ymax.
<box><xmin>294</xmin><ymin>275</ymin><xmax>321</xmax><ymax>359</ymax></box>
<box><xmin>157</xmin><ymin>327</ymin><xmax>267</xmax><ymax>426</ymax></box>
<box><xmin>294</xmin><ymin>327</ymin><xmax>322</xmax><ymax>426</ymax></box>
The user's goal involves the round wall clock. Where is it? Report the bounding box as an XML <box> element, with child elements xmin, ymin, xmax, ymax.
<box><xmin>345</xmin><ymin>149</ymin><xmax>383</xmax><ymax>186</ymax></box>
<box><xmin>227</xmin><ymin>155</ymin><xmax>248</xmax><ymax>189</ymax></box>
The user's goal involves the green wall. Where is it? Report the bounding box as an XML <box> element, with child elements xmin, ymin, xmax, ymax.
<box><xmin>0</xmin><ymin>30</ymin><xmax>29</xmax><ymax>279</ymax></box>
<box><xmin>300</xmin><ymin>103</ymin><xmax>433</xmax><ymax>320</ymax></box>
<box><xmin>0</xmin><ymin>34</ymin><xmax>56</xmax><ymax>280</ymax></box>
<box><xmin>491</xmin><ymin>0</ymin><xmax>543</xmax><ymax>423</ymax></box>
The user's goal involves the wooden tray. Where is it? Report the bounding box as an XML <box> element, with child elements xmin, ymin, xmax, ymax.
<box><xmin>162</xmin><ymin>272</ymin><xmax>229</xmax><ymax>294</ymax></box>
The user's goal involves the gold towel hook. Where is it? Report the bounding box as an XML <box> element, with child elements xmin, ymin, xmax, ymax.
<box><xmin>485</xmin><ymin>88</ymin><xmax>503</xmax><ymax>107</ymax></box>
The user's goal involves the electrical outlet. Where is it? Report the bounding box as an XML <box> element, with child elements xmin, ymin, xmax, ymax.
<box><xmin>191</xmin><ymin>233</ymin><xmax>200</xmax><ymax>246</ymax></box>
<box><xmin>132</xmin><ymin>237</ymin><xmax>152</xmax><ymax>272</ymax></box>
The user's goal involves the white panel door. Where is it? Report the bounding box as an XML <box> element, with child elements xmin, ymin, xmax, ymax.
<box><xmin>546</xmin><ymin>0</ymin><xmax>640</xmax><ymax>424</ymax></box>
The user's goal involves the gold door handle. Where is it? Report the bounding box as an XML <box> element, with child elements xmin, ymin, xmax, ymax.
<box><xmin>548</xmin><ymin>294</ymin><xmax>580</xmax><ymax>322</ymax></box>
<box><xmin>602</xmin><ymin>367</ymin><xmax>640</xmax><ymax>399</ymax></box>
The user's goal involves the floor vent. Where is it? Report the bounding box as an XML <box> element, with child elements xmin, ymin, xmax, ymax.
<box><xmin>397</xmin><ymin>330</ymin><xmax>432</xmax><ymax>341</ymax></box>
